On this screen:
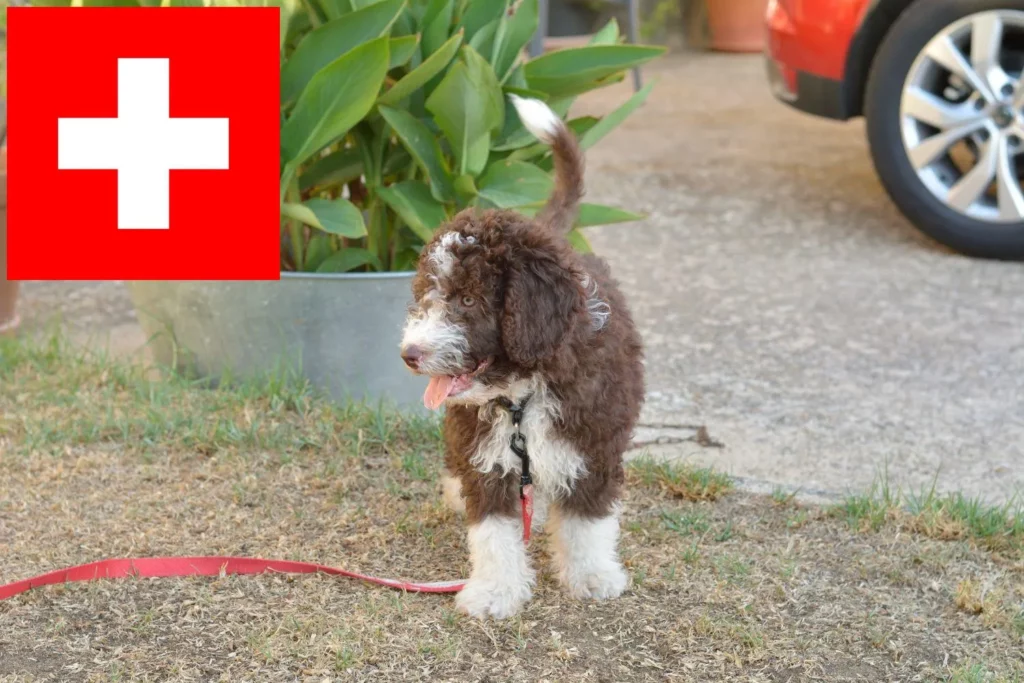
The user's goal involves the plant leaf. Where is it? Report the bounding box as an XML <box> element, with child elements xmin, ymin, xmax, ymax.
<box><xmin>581</xmin><ymin>81</ymin><xmax>651</xmax><ymax>150</ymax></box>
<box><xmin>493</xmin><ymin>0</ymin><xmax>537</xmax><ymax>80</ymax></box>
<box><xmin>275</xmin><ymin>0</ymin><xmax>301</xmax><ymax>51</ymax></box>
<box><xmin>379</xmin><ymin>105</ymin><xmax>455</xmax><ymax>202</ymax></box>
<box><xmin>389</xmin><ymin>34</ymin><xmax>420</xmax><ymax>68</ymax></box>
<box><xmin>517</xmin><ymin>201</ymin><xmax>644</xmax><ymax>227</ymax></box>
<box><xmin>281</xmin><ymin>37</ymin><xmax>390</xmax><ymax>167</ymax></box>
<box><xmin>377</xmin><ymin>180</ymin><xmax>448</xmax><ymax>242</ymax></box>
<box><xmin>476</xmin><ymin>160</ymin><xmax>552</xmax><ymax>208</ymax></box>
<box><xmin>281</xmin><ymin>0</ymin><xmax>404</xmax><ymax>106</ymax></box>
<box><xmin>457</xmin><ymin>0</ymin><xmax>504</xmax><ymax>38</ymax></box>
<box><xmin>299</xmin><ymin>147</ymin><xmax>363</xmax><ymax>192</ymax></box>
<box><xmin>281</xmin><ymin>202</ymin><xmax>319</xmax><ymax>226</ymax></box>
<box><xmin>524</xmin><ymin>45</ymin><xmax>664</xmax><ymax>97</ymax></box>
<box><xmin>576</xmin><ymin>203</ymin><xmax>644</xmax><ymax>227</ymax></box>
<box><xmin>588</xmin><ymin>18</ymin><xmax>620</xmax><ymax>45</ymax></box>
<box><xmin>453</xmin><ymin>173</ymin><xmax>478</xmax><ymax>196</ymax></box>
<box><xmin>303</xmin><ymin>233</ymin><xmax>335</xmax><ymax>272</ymax></box>
<box><xmin>569</xmin><ymin>115</ymin><xmax>600</xmax><ymax>138</ymax></box>
<box><xmin>382</xmin><ymin>144</ymin><xmax>413</xmax><ymax>178</ymax></box>
<box><xmin>378</xmin><ymin>30</ymin><xmax>463</xmax><ymax>106</ymax></box>
<box><xmin>567</xmin><ymin>228</ymin><xmax>593</xmax><ymax>253</ymax></box>
<box><xmin>392</xmin><ymin>247</ymin><xmax>421</xmax><ymax>272</ymax></box>
<box><xmin>468</xmin><ymin>17</ymin><xmax>499</xmax><ymax>57</ymax></box>
<box><xmin>316</xmin><ymin>247</ymin><xmax>382</xmax><ymax>273</ymax></box>
<box><xmin>420</xmin><ymin>0</ymin><xmax>454</xmax><ymax>57</ymax></box>
<box><xmin>283</xmin><ymin>198</ymin><xmax>367</xmax><ymax>237</ymax></box>
<box><xmin>426</xmin><ymin>45</ymin><xmax>504</xmax><ymax>176</ymax></box>
<box><xmin>580</xmin><ymin>81</ymin><xmax>655</xmax><ymax>150</ymax></box>
<box><xmin>318</xmin><ymin>0</ymin><xmax>381</xmax><ymax>20</ymax></box>
<box><xmin>316</xmin><ymin>0</ymin><xmax>350</xmax><ymax>20</ymax></box>
<box><xmin>465</xmin><ymin>135</ymin><xmax>491</xmax><ymax>179</ymax></box>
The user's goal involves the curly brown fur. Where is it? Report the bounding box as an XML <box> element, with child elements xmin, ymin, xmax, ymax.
<box><xmin>399</xmin><ymin>97</ymin><xmax>644</xmax><ymax>619</ymax></box>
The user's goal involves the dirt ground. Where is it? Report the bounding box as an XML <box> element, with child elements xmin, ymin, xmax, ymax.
<box><xmin>1</xmin><ymin>337</ymin><xmax>1021</xmax><ymax>682</ymax></box>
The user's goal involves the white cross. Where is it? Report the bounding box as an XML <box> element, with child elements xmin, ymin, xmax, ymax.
<box><xmin>58</xmin><ymin>58</ymin><xmax>230</xmax><ymax>230</ymax></box>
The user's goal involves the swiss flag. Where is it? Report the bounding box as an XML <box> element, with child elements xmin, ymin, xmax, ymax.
<box><xmin>7</xmin><ymin>7</ymin><xmax>281</xmax><ymax>280</ymax></box>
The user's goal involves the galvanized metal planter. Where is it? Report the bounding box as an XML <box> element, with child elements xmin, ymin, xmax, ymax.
<box><xmin>125</xmin><ymin>272</ymin><xmax>427</xmax><ymax>409</ymax></box>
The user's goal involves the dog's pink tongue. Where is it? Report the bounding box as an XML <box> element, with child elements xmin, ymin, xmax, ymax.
<box><xmin>424</xmin><ymin>376</ymin><xmax>455</xmax><ymax>411</ymax></box>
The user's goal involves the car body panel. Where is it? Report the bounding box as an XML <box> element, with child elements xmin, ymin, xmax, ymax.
<box><xmin>766</xmin><ymin>0</ymin><xmax>870</xmax><ymax>80</ymax></box>
<box><xmin>765</xmin><ymin>0</ymin><xmax>880</xmax><ymax>119</ymax></box>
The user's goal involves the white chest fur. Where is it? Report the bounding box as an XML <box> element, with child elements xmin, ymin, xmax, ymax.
<box><xmin>470</xmin><ymin>389</ymin><xmax>587</xmax><ymax>498</ymax></box>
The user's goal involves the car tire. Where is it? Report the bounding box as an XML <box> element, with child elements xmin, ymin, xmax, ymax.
<box><xmin>864</xmin><ymin>0</ymin><xmax>1024</xmax><ymax>260</ymax></box>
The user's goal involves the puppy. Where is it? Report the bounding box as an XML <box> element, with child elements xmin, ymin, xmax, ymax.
<box><xmin>399</xmin><ymin>95</ymin><xmax>644</xmax><ymax>619</ymax></box>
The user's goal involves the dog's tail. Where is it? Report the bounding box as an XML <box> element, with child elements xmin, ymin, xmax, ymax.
<box><xmin>509</xmin><ymin>94</ymin><xmax>584</xmax><ymax>235</ymax></box>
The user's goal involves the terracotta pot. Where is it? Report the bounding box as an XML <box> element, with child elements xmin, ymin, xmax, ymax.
<box><xmin>0</xmin><ymin>144</ymin><xmax>18</xmax><ymax>336</ymax></box>
<box><xmin>705</xmin><ymin>0</ymin><xmax>768</xmax><ymax>53</ymax></box>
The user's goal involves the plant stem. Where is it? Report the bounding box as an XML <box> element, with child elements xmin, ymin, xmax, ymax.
<box><xmin>280</xmin><ymin>164</ymin><xmax>296</xmax><ymax>205</ymax></box>
<box><xmin>298</xmin><ymin>0</ymin><xmax>321</xmax><ymax>27</ymax></box>
<box><xmin>284</xmin><ymin>175</ymin><xmax>304</xmax><ymax>272</ymax></box>
<box><xmin>366</xmin><ymin>199</ymin><xmax>381</xmax><ymax>270</ymax></box>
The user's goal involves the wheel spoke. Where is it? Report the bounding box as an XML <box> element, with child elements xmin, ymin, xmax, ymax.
<box><xmin>971</xmin><ymin>13</ymin><xmax>1015</xmax><ymax>99</ymax></box>
<box><xmin>927</xmin><ymin>34</ymin><xmax>995</xmax><ymax>102</ymax></box>
<box><xmin>947</xmin><ymin>135</ymin><xmax>999</xmax><ymax>211</ymax></box>
<box><xmin>996</xmin><ymin>136</ymin><xmax>1024</xmax><ymax>219</ymax></box>
<box><xmin>908</xmin><ymin>120</ymin><xmax>988</xmax><ymax>169</ymax></box>
<box><xmin>903</xmin><ymin>86</ymin><xmax>984</xmax><ymax>129</ymax></box>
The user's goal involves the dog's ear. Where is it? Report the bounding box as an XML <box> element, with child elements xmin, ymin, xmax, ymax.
<box><xmin>501</xmin><ymin>249</ymin><xmax>584</xmax><ymax>368</ymax></box>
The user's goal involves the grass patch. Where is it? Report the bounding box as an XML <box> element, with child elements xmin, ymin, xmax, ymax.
<box><xmin>693</xmin><ymin>614</ymin><xmax>764</xmax><ymax>650</ymax></box>
<box><xmin>947</xmin><ymin>661</ymin><xmax>1024</xmax><ymax>683</ymax></box>
<box><xmin>831</xmin><ymin>469</ymin><xmax>1023</xmax><ymax>556</ymax></box>
<box><xmin>0</xmin><ymin>332</ymin><xmax>443</xmax><ymax>464</ymax></box>
<box><xmin>627</xmin><ymin>455</ymin><xmax>733</xmax><ymax>501</ymax></box>
<box><xmin>660</xmin><ymin>509</ymin><xmax>711</xmax><ymax>536</ymax></box>
<box><xmin>3</xmin><ymin>333</ymin><xmax>1024</xmax><ymax>681</ymax></box>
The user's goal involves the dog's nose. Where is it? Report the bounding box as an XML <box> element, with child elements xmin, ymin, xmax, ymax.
<box><xmin>401</xmin><ymin>345</ymin><xmax>424</xmax><ymax>369</ymax></box>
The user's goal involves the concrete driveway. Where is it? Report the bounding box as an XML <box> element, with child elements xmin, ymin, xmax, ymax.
<box><xmin>15</xmin><ymin>52</ymin><xmax>1024</xmax><ymax>504</ymax></box>
<box><xmin>581</xmin><ymin>53</ymin><xmax>1024</xmax><ymax>504</ymax></box>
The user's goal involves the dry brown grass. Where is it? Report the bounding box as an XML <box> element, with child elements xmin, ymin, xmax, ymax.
<box><xmin>1</xmin><ymin>335</ymin><xmax>1023</xmax><ymax>682</ymax></box>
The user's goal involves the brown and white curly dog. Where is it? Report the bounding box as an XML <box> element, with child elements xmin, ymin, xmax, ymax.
<box><xmin>399</xmin><ymin>95</ymin><xmax>645</xmax><ymax>619</ymax></box>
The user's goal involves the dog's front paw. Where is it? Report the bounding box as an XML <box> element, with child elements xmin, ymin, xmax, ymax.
<box><xmin>456</xmin><ymin>578</ymin><xmax>531</xmax><ymax>619</ymax></box>
<box><xmin>561</xmin><ymin>563</ymin><xmax>628</xmax><ymax>601</ymax></box>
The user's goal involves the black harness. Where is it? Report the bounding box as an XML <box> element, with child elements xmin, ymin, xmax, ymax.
<box><xmin>494</xmin><ymin>394</ymin><xmax>532</xmax><ymax>499</ymax></box>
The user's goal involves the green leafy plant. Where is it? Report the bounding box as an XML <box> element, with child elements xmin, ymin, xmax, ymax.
<box><xmin>277</xmin><ymin>0</ymin><xmax>664</xmax><ymax>272</ymax></box>
<box><xmin>42</xmin><ymin>0</ymin><xmax>665</xmax><ymax>272</ymax></box>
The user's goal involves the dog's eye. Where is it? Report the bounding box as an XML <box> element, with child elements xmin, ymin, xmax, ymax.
<box><xmin>461</xmin><ymin>296</ymin><xmax>475</xmax><ymax>307</ymax></box>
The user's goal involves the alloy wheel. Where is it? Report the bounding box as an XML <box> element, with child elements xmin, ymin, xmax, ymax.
<box><xmin>900</xmin><ymin>10</ymin><xmax>1024</xmax><ymax>223</ymax></box>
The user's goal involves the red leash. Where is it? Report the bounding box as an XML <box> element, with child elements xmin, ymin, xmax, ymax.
<box><xmin>1</xmin><ymin>488</ymin><xmax>535</xmax><ymax>602</ymax></box>
<box><xmin>0</xmin><ymin>556</ymin><xmax>466</xmax><ymax>602</ymax></box>
<box><xmin>0</xmin><ymin>496</ymin><xmax>536</xmax><ymax>602</ymax></box>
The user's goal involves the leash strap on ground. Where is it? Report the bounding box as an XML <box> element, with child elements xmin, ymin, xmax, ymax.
<box><xmin>0</xmin><ymin>556</ymin><xmax>466</xmax><ymax>602</ymax></box>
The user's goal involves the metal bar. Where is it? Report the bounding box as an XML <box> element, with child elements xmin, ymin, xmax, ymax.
<box><xmin>627</xmin><ymin>0</ymin><xmax>642</xmax><ymax>91</ymax></box>
<box><xmin>530</xmin><ymin>0</ymin><xmax>549</xmax><ymax>57</ymax></box>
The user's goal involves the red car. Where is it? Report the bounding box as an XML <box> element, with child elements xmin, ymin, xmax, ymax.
<box><xmin>765</xmin><ymin>0</ymin><xmax>1024</xmax><ymax>260</ymax></box>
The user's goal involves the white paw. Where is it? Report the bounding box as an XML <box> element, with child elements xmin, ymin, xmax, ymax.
<box><xmin>455</xmin><ymin>578</ymin><xmax>532</xmax><ymax>619</ymax></box>
<box><xmin>561</xmin><ymin>563</ymin><xmax>628</xmax><ymax>601</ymax></box>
